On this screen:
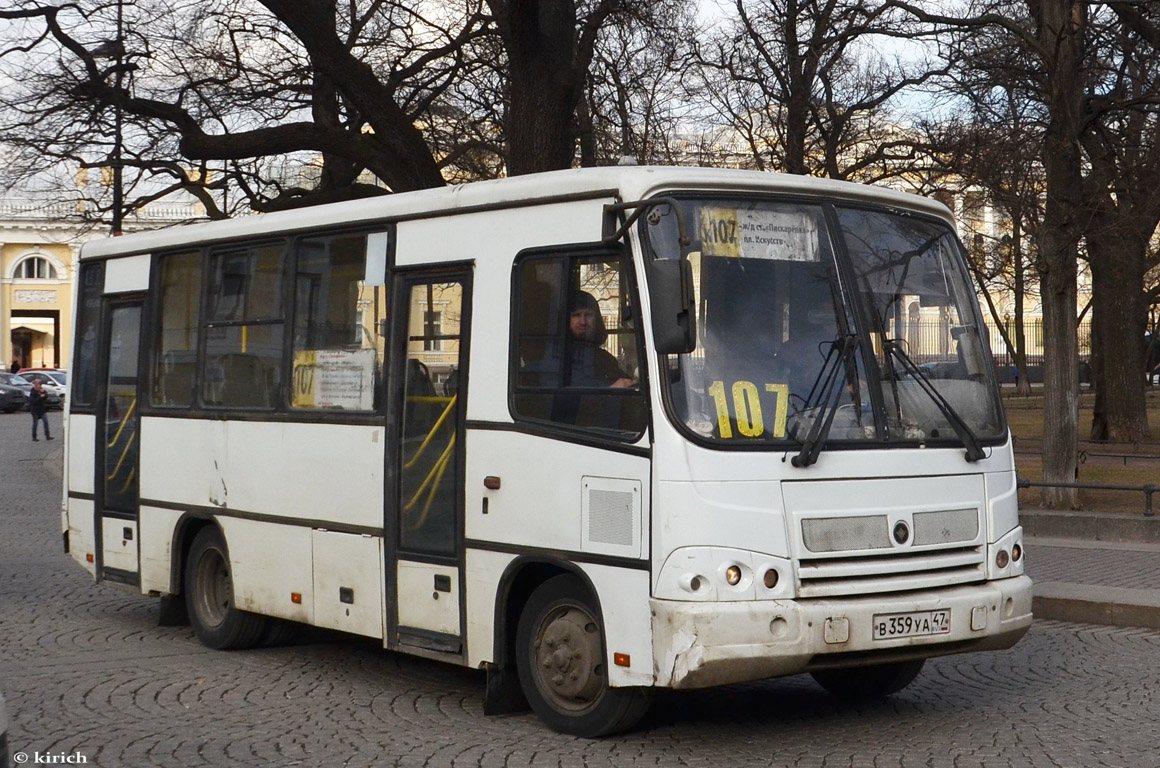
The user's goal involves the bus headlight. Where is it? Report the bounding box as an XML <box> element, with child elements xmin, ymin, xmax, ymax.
<box><xmin>655</xmin><ymin>548</ymin><xmax>794</xmax><ymax>601</ymax></box>
<box><xmin>987</xmin><ymin>527</ymin><xmax>1024</xmax><ymax>579</ymax></box>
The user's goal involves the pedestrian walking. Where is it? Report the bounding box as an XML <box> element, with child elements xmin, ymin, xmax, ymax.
<box><xmin>29</xmin><ymin>378</ymin><xmax>52</xmax><ymax>441</ymax></box>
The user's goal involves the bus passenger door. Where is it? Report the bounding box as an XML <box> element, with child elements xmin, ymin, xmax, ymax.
<box><xmin>386</xmin><ymin>270</ymin><xmax>470</xmax><ymax>657</ymax></box>
<box><xmin>95</xmin><ymin>300</ymin><xmax>144</xmax><ymax>585</ymax></box>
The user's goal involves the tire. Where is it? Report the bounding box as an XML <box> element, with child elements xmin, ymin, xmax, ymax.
<box><xmin>515</xmin><ymin>574</ymin><xmax>652</xmax><ymax>737</ymax></box>
<box><xmin>811</xmin><ymin>659</ymin><xmax>925</xmax><ymax>699</ymax></box>
<box><xmin>184</xmin><ymin>526</ymin><xmax>267</xmax><ymax>650</ymax></box>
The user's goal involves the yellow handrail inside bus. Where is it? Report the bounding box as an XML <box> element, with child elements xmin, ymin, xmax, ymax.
<box><xmin>404</xmin><ymin>433</ymin><xmax>456</xmax><ymax>530</ymax></box>
<box><xmin>106</xmin><ymin>431</ymin><xmax>137</xmax><ymax>481</ymax></box>
<box><xmin>115</xmin><ymin>467</ymin><xmax>136</xmax><ymax>495</ymax></box>
<box><xmin>402</xmin><ymin>394</ymin><xmax>457</xmax><ymax>470</ymax></box>
<box><xmin>106</xmin><ymin>395</ymin><xmax>137</xmax><ymax>449</ymax></box>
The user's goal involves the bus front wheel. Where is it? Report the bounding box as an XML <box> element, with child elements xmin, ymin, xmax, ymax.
<box><xmin>811</xmin><ymin>659</ymin><xmax>925</xmax><ymax>699</ymax></box>
<box><xmin>515</xmin><ymin>575</ymin><xmax>651</xmax><ymax>737</ymax></box>
<box><xmin>184</xmin><ymin>526</ymin><xmax>267</xmax><ymax>650</ymax></box>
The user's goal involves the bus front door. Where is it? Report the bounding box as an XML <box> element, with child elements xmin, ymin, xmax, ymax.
<box><xmin>386</xmin><ymin>270</ymin><xmax>470</xmax><ymax>657</ymax></box>
<box><xmin>95</xmin><ymin>300</ymin><xmax>144</xmax><ymax>586</ymax></box>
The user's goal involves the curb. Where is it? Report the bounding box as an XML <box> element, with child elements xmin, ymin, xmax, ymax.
<box><xmin>1020</xmin><ymin>508</ymin><xmax>1160</xmax><ymax>544</ymax></box>
<box><xmin>1033</xmin><ymin>582</ymin><xmax>1160</xmax><ymax>630</ymax></box>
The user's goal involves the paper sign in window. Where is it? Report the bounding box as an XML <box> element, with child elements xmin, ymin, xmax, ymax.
<box><xmin>293</xmin><ymin>348</ymin><xmax>376</xmax><ymax>410</ymax></box>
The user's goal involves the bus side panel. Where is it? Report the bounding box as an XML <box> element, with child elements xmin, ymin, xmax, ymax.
<box><xmin>580</xmin><ymin>564</ymin><xmax>654</xmax><ymax>687</ymax></box>
<box><xmin>66</xmin><ymin>413</ymin><xmax>96</xmax><ymax>495</ymax></box>
<box><xmin>66</xmin><ymin>497</ymin><xmax>97</xmax><ymax>578</ymax></box>
<box><xmin>140</xmin><ymin>418</ymin><xmax>384</xmax><ymax>529</ymax></box>
<box><xmin>64</xmin><ymin>412</ymin><xmax>96</xmax><ymax>576</ymax></box>
<box><xmin>139</xmin><ymin>417</ymin><xmax>219</xmax><ymax>511</ymax></box>
<box><xmin>985</xmin><ymin>469</ymin><xmax>1020</xmax><ymax>539</ymax></box>
<box><xmin>313</xmin><ymin>530</ymin><xmax>384</xmax><ymax>639</ymax></box>
<box><xmin>222</xmin><ymin>517</ymin><xmax>314</xmax><ymax>625</ymax></box>
<box><xmin>466</xmin><ymin>430</ymin><xmax>650</xmax><ymax>558</ymax></box>
<box><xmin>464</xmin><ymin>548</ymin><xmax>513</xmax><ymax>668</ymax></box>
<box><xmin>223</xmin><ymin>421</ymin><xmax>384</xmax><ymax>531</ymax></box>
<box><xmin>138</xmin><ymin>506</ymin><xmax>183</xmax><ymax>595</ymax></box>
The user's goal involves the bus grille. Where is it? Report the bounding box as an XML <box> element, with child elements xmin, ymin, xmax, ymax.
<box><xmin>797</xmin><ymin>546</ymin><xmax>985</xmax><ymax>598</ymax></box>
<box><xmin>796</xmin><ymin>507</ymin><xmax>985</xmax><ymax>598</ymax></box>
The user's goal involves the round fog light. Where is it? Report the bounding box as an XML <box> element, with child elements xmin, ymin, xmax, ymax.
<box><xmin>725</xmin><ymin>565</ymin><xmax>742</xmax><ymax>586</ymax></box>
<box><xmin>763</xmin><ymin>568</ymin><xmax>779</xmax><ymax>590</ymax></box>
<box><xmin>996</xmin><ymin>549</ymin><xmax>1010</xmax><ymax>569</ymax></box>
<box><xmin>1012</xmin><ymin>543</ymin><xmax>1022</xmax><ymax>562</ymax></box>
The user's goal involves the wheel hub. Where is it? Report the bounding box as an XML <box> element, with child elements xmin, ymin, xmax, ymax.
<box><xmin>535</xmin><ymin>606</ymin><xmax>602</xmax><ymax>708</ymax></box>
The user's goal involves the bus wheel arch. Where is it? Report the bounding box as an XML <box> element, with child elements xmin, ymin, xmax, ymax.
<box><xmin>170</xmin><ymin>513</ymin><xmax>215</xmax><ymax>595</ymax></box>
<box><xmin>182</xmin><ymin>523</ymin><xmax>268</xmax><ymax>650</ymax></box>
<box><xmin>505</xmin><ymin>568</ymin><xmax>651</xmax><ymax>737</ymax></box>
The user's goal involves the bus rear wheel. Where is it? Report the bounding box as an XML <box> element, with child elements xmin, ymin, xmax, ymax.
<box><xmin>184</xmin><ymin>526</ymin><xmax>267</xmax><ymax>650</ymax></box>
<box><xmin>515</xmin><ymin>575</ymin><xmax>651</xmax><ymax>737</ymax></box>
<box><xmin>811</xmin><ymin>659</ymin><xmax>925</xmax><ymax>699</ymax></box>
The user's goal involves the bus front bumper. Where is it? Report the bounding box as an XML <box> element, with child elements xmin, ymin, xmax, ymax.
<box><xmin>650</xmin><ymin>576</ymin><xmax>1032</xmax><ymax>689</ymax></box>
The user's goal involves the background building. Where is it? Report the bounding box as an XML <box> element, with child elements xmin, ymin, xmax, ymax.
<box><xmin>0</xmin><ymin>196</ymin><xmax>199</xmax><ymax>370</ymax></box>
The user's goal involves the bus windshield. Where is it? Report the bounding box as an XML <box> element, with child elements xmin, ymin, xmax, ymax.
<box><xmin>644</xmin><ymin>196</ymin><xmax>1006</xmax><ymax>451</ymax></box>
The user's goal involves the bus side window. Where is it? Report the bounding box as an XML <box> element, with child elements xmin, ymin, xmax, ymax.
<box><xmin>153</xmin><ymin>250</ymin><xmax>202</xmax><ymax>408</ymax></box>
<box><xmin>511</xmin><ymin>251</ymin><xmax>646</xmax><ymax>437</ymax></box>
<box><xmin>290</xmin><ymin>232</ymin><xmax>386</xmax><ymax>412</ymax></box>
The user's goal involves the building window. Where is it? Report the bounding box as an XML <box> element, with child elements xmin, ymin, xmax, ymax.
<box><xmin>423</xmin><ymin>310</ymin><xmax>443</xmax><ymax>351</ymax></box>
<box><xmin>15</xmin><ymin>256</ymin><xmax>58</xmax><ymax>279</ymax></box>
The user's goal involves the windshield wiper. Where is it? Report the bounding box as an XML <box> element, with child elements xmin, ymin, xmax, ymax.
<box><xmin>883</xmin><ymin>339</ymin><xmax>985</xmax><ymax>462</ymax></box>
<box><xmin>791</xmin><ymin>335</ymin><xmax>858</xmax><ymax>468</ymax></box>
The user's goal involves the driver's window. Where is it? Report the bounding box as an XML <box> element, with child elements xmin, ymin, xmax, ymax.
<box><xmin>511</xmin><ymin>250</ymin><xmax>645</xmax><ymax>436</ymax></box>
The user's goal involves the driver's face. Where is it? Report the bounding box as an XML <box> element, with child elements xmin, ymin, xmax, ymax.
<box><xmin>570</xmin><ymin>307</ymin><xmax>598</xmax><ymax>341</ymax></box>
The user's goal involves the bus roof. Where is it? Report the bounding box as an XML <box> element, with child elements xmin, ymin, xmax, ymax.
<box><xmin>79</xmin><ymin>166</ymin><xmax>954</xmax><ymax>260</ymax></box>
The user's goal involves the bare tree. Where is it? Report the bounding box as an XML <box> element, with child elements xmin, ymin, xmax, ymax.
<box><xmin>688</xmin><ymin>0</ymin><xmax>947</xmax><ymax>180</ymax></box>
<box><xmin>579</xmin><ymin>0</ymin><xmax>696</xmax><ymax>166</ymax></box>
<box><xmin>917</xmin><ymin>36</ymin><xmax>1047</xmax><ymax>398</ymax></box>
<box><xmin>892</xmin><ymin>0</ymin><xmax>1088</xmax><ymax>508</ymax></box>
<box><xmin>1082</xmin><ymin>6</ymin><xmax>1160</xmax><ymax>441</ymax></box>
<box><xmin>0</xmin><ymin>0</ymin><xmax>658</xmax><ymax>218</ymax></box>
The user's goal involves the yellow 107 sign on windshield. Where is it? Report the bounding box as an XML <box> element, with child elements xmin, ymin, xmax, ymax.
<box><xmin>699</xmin><ymin>207</ymin><xmax>742</xmax><ymax>258</ymax></box>
<box><xmin>708</xmin><ymin>380</ymin><xmax>789</xmax><ymax>439</ymax></box>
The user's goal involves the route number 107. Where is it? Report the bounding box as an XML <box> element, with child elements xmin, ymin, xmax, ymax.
<box><xmin>707</xmin><ymin>380</ymin><xmax>789</xmax><ymax>439</ymax></box>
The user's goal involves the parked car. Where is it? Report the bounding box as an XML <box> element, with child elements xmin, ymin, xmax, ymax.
<box><xmin>0</xmin><ymin>373</ymin><xmax>33</xmax><ymax>408</ymax></box>
<box><xmin>0</xmin><ymin>382</ymin><xmax>24</xmax><ymax>413</ymax></box>
<box><xmin>18</xmin><ymin>370</ymin><xmax>66</xmax><ymax>409</ymax></box>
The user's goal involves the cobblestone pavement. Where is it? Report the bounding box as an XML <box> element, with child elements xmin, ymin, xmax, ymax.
<box><xmin>3</xmin><ymin>410</ymin><xmax>1160</xmax><ymax>768</ymax></box>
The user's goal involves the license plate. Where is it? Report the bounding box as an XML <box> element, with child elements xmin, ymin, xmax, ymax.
<box><xmin>873</xmin><ymin>610</ymin><xmax>950</xmax><ymax>640</ymax></box>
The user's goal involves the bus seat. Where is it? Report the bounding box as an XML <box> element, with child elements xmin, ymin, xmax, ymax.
<box><xmin>216</xmin><ymin>353</ymin><xmax>270</xmax><ymax>408</ymax></box>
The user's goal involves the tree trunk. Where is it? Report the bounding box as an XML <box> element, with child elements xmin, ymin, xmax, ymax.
<box><xmin>1012</xmin><ymin>218</ymin><xmax>1032</xmax><ymax>396</ymax></box>
<box><xmin>1087</xmin><ymin>232</ymin><xmax>1150</xmax><ymax>441</ymax></box>
<box><xmin>1031</xmin><ymin>0</ymin><xmax>1085</xmax><ymax>508</ymax></box>
<box><xmin>491</xmin><ymin>0</ymin><xmax>590</xmax><ymax>175</ymax></box>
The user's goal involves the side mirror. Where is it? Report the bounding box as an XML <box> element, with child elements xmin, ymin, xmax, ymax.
<box><xmin>648</xmin><ymin>259</ymin><xmax>696</xmax><ymax>355</ymax></box>
<box><xmin>603</xmin><ymin>197</ymin><xmax>697</xmax><ymax>355</ymax></box>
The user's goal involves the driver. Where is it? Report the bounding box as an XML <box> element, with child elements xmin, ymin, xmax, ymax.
<box><xmin>567</xmin><ymin>291</ymin><xmax>633</xmax><ymax>389</ymax></box>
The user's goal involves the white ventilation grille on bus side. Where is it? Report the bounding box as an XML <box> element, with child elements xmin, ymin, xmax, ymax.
<box><xmin>582</xmin><ymin>477</ymin><xmax>642</xmax><ymax>558</ymax></box>
<box><xmin>588</xmin><ymin>490</ymin><xmax>634</xmax><ymax>545</ymax></box>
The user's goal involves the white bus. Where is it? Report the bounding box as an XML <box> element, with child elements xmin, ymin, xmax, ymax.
<box><xmin>63</xmin><ymin>167</ymin><xmax>1032</xmax><ymax>736</ymax></box>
